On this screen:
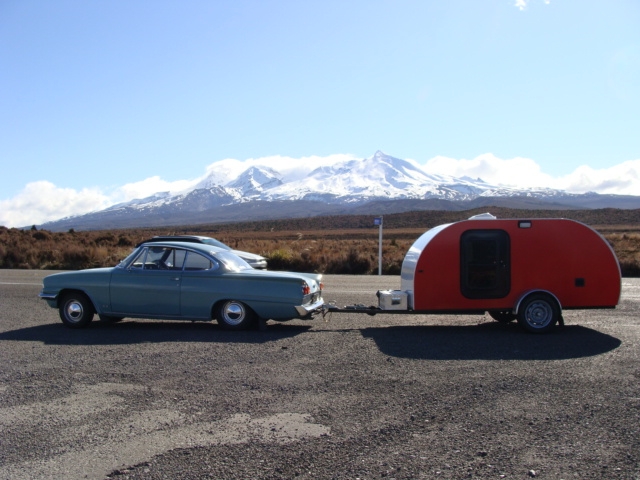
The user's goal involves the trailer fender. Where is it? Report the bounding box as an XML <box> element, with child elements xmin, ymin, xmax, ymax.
<box><xmin>515</xmin><ymin>290</ymin><xmax>560</xmax><ymax>314</ymax></box>
<box><xmin>514</xmin><ymin>290</ymin><xmax>564</xmax><ymax>333</ymax></box>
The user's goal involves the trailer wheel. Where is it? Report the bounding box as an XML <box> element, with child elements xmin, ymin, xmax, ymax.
<box><xmin>489</xmin><ymin>310</ymin><xmax>516</xmax><ymax>323</ymax></box>
<box><xmin>517</xmin><ymin>293</ymin><xmax>560</xmax><ymax>334</ymax></box>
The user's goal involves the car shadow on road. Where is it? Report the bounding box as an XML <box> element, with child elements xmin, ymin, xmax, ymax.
<box><xmin>0</xmin><ymin>320</ymin><xmax>312</xmax><ymax>346</ymax></box>
<box><xmin>360</xmin><ymin>322</ymin><xmax>621</xmax><ymax>360</ymax></box>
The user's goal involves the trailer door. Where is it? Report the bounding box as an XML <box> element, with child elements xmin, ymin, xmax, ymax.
<box><xmin>460</xmin><ymin>229</ymin><xmax>510</xmax><ymax>299</ymax></box>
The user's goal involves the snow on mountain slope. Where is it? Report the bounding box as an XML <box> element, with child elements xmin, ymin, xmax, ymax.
<box><xmin>227</xmin><ymin>166</ymin><xmax>283</xmax><ymax>197</ymax></box>
<box><xmin>263</xmin><ymin>151</ymin><xmax>486</xmax><ymax>202</ymax></box>
<box><xmin>107</xmin><ymin>150</ymin><xmax>559</xmax><ymax>211</ymax></box>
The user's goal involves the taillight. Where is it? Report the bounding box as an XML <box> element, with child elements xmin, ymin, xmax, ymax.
<box><xmin>302</xmin><ymin>282</ymin><xmax>311</xmax><ymax>295</ymax></box>
<box><xmin>319</xmin><ymin>282</ymin><xmax>324</xmax><ymax>291</ymax></box>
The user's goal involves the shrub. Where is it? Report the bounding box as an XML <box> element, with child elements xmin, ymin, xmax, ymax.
<box><xmin>32</xmin><ymin>231</ymin><xmax>51</xmax><ymax>241</ymax></box>
<box><xmin>620</xmin><ymin>260</ymin><xmax>640</xmax><ymax>277</ymax></box>
<box><xmin>326</xmin><ymin>247</ymin><xmax>373</xmax><ymax>275</ymax></box>
<box><xmin>62</xmin><ymin>245</ymin><xmax>91</xmax><ymax>270</ymax></box>
<box><xmin>265</xmin><ymin>249</ymin><xmax>295</xmax><ymax>270</ymax></box>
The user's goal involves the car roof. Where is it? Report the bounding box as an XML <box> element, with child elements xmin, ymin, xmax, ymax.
<box><xmin>139</xmin><ymin>240</ymin><xmax>226</xmax><ymax>255</ymax></box>
<box><xmin>136</xmin><ymin>235</ymin><xmax>222</xmax><ymax>247</ymax></box>
<box><xmin>152</xmin><ymin>235</ymin><xmax>209</xmax><ymax>241</ymax></box>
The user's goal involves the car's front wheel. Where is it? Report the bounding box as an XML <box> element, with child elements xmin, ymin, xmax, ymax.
<box><xmin>59</xmin><ymin>292</ymin><xmax>94</xmax><ymax>328</ymax></box>
<box><xmin>215</xmin><ymin>300</ymin><xmax>257</xmax><ymax>330</ymax></box>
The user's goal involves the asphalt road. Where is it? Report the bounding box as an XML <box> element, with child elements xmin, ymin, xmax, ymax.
<box><xmin>1</xmin><ymin>270</ymin><xmax>639</xmax><ymax>480</ymax></box>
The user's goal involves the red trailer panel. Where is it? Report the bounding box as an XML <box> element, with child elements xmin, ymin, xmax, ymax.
<box><xmin>400</xmin><ymin>217</ymin><xmax>620</xmax><ymax>332</ymax></box>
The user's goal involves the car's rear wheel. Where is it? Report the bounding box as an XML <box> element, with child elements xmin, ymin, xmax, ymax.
<box><xmin>517</xmin><ymin>293</ymin><xmax>560</xmax><ymax>334</ymax></box>
<box><xmin>59</xmin><ymin>292</ymin><xmax>94</xmax><ymax>328</ymax></box>
<box><xmin>215</xmin><ymin>300</ymin><xmax>257</xmax><ymax>330</ymax></box>
<box><xmin>489</xmin><ymin>310</ymin><xmax>516</xmax><ymax>323</ymax></box>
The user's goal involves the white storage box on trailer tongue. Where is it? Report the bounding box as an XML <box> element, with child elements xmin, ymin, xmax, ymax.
<box><xmin>377</xmin><ymin>290</ymin><xmax>408</xmax><ymax>310</ymax></box>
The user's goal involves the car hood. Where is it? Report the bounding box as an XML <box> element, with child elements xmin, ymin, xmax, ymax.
<box><xmin>42</xmin><ymin>267</ymin><xmax>115</xmax><ymax>285</ymax></box>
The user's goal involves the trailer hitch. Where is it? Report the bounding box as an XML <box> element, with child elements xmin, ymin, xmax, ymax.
<box><xmin>322</xmin><ymin>302</ymin><xmax>380</xmax><ymax>318</ymax></box>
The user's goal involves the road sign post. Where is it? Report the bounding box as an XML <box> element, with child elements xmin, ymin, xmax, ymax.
<box><xmin>374</xmin><ymin>216</ymin><xmax>383</xmax><ymax>275</ymax></box>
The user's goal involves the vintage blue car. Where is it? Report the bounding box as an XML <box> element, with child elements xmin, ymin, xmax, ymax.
<box><xmin>39</xmin><ymin>241</ymin><xmax>324</xmax><ymax>330</ymax></box>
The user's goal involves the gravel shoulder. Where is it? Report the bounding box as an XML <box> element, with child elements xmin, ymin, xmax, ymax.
<box><xmin>1</xmin><ymin>271</ymin><xmax>639</xmax><ymax>479</ymax></box>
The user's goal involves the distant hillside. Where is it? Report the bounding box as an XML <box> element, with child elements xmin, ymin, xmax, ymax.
<box><xmin>176</xmin><ymin>207</ymin><xmax>640</xmax><ymax>234</ymax></box>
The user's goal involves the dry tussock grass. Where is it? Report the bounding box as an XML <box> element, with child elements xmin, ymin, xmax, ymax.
<box><xmin>1</xmin><ymin>221</ymin><xmax>639</xmax><ymax>276</ymax></box>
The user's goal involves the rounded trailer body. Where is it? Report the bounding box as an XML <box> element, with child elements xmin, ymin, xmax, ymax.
<box><xmin>400</xmin><ymin>218</ymin><xmax>621</xmax><ymax>317</ymax></box>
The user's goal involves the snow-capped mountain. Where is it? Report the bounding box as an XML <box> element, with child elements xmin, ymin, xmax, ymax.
<box><xmin>263</xmin><ymin>151</ymin><xmax>486</xmax><ymax>202</ymax></box>
<box><xmin>39</xmin><ymin>151</ymin><xmax>640</xmax><ymax>231</ymax></box>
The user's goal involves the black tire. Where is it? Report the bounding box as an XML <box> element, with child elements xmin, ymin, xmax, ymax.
<box><xmin>59</xmin><ymin>292</ymin><xmax>94</xmax><ymax>328</ymax></box>
<box><xmin>215</xmin><ymin>300</ymin><xmax>257</xmax><ymax>330</ymax></box>
<box><xmin>517</xmin><ymin>293</ymin><xmax>560</xmax><ymax>334</ymax></box>
<box><xmin>489</xmin><ymin>310</ymin><xmax>517</xmax><ymax>323</ymax></box>
<box><xmin>99</xmin><ymin>314</ymin><xmax>124</xmax><ymax>324</ymax></box>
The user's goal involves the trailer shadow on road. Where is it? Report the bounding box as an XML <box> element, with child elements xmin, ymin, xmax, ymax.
<box><xmin>360</xmin><ymin>322</ymin><xmax>622</xmax><ymax>361</ymax></box>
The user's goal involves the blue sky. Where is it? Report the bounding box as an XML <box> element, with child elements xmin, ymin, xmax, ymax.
<box><xmin>1</xmin><ymin>0</ymin><xmax>639</xmax><ymax>227</ymax></box>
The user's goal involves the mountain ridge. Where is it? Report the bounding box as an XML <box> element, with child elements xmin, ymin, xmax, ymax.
<box><xmin>38</xmin><ymin>151</ymin><xmax>640</xmax><ymax>231</ymax></box>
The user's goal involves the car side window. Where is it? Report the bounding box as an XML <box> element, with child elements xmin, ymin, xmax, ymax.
<box><xmin>184</xmin><ymin>251</ymin><xmax>216</xmax><ymax>271</ymax></box>
<box><xmin>169</xmin><ymin>249</ymin><xmax>186</xmax><ymax>270</ymax></box>
<box><xmin>144</xmin><ymin>247</ymin><xmax>173</xmax><ymax>270</ymax></box>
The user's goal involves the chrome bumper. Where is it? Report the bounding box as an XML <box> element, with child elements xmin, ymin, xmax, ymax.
<box><xmin>295</xmin><ymin>297</ymin><xmax>325</xmax><ymax>319</ymax></box>
<box><xmin>38</xmin><ymin>291</ymin><xmax>58</xmax><ymax>308</ymax></box>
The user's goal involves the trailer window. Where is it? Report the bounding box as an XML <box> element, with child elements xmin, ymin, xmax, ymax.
<box><xmin>460</xmin><ymin>230</ymin><xmax>510</xmax><ymax>299</ymax></box>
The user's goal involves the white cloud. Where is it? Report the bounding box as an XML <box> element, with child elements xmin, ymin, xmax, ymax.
<box><xmin>112</xmin><ymin>176</ymin><xmax>197</xmax><ymax>204</ymax></box>
<box><xmin>0</xmin><ymin>181</ymin><xmax>111</xmax><ymax>228</ymax></box>
<box><xmin>200</xmin><ymin>154</ymin><xmax>357</xmax><ymax>184</ymax></box>
<box><xmin>421</xmin><ymin>154</ymin><xmax>640</xmax><ymax>195</ymax></box>
<box><xmin>515</xmin><ymin>0</ymin><xmax>550</xmax><ymax>10</ymax></box>
<box><xmin>0</xmin><ymin>177</ymin><xmax>199</xmax><ymax>229</ymax></box>
<box><xmin>1</xmin><ymin>154</ymin><xmax>638</xmax><ymax>229</ymax></box>
<box><xmin>423</xmin><ymin>153</ymin><xmax>556</xmax><ymax>188</ymax></box>
<box><xmin>558</xmin><ymin>160</ymin><xmax>640</xmax><ymax>195</ymax></box>
<box><xmin>515</xmin><ymin>0</ymin><xmax>528</xmax><ymax>10</ymax></box>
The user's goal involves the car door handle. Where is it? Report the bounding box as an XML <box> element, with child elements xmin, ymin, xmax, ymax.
<box><xmin>171</xmin><ymin>277</ymin><xmax>180</xmax><ymax>281</ymax></box>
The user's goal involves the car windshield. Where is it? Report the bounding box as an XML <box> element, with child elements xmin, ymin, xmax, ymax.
<box><xmin>117</xmin><ymin>248</ymin><xmax>141</xmax><ymax>268</ymax></box>
<box><xmin>212</xmin><ymin>250</ymin><xmax>252</xmax><ymax>271</ymax></box>
<box><xmin>200</xmin><ymin>238</ymin><xmax>231</xmax><ymax>250</ymax></box>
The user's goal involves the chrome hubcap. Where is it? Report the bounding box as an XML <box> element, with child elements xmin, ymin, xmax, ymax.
<box><xmin>223</xmin><ymin>302</ymin><xmax>245</xmax><ymax>325</ymax></box>
<box><xmin>65</xmin><ymin>301</ymin><xmax>83</xmax><ymax>322</ymax></box>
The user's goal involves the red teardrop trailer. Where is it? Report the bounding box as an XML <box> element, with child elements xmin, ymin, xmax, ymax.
<box><xmin>327</xmin><ymin>214</ymin><xmax>621</xmax><ymax>333</ymax></box>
